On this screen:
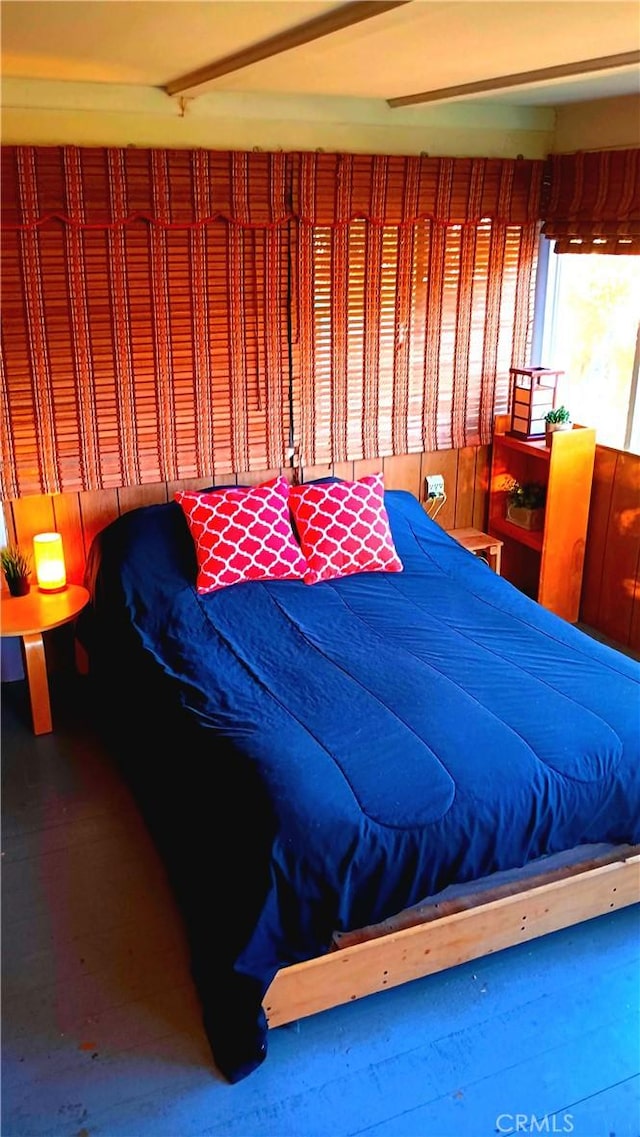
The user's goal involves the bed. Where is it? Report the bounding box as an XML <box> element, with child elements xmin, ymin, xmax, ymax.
<box><xmin>79</xmin><ymin>478</ymin><xmax>640</xmax><ymax>1084</ymax></box>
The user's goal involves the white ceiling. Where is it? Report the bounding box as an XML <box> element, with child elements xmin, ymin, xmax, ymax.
<box><xmin>1</xmin><ymin>0</ymin><xmax>639</xmax><ymax>108</ymax></box>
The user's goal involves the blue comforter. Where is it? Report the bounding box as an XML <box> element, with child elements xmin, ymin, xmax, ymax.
<box><xmin>82</xmin><ymin>487</ymin><xmax>640</xmax><ymax>1082</ymax></box>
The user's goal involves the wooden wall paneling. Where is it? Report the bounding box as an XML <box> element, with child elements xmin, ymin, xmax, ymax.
<box><xmin>117</xmin><ymin>484</ymin><xmax>169</xmax><ymax>516</ymax></box>
<box><xmin>453</xmin><ymin>447</ymin><xmax>477</xmax><ymax>528</ymax></box>
<box><xmin>382</xmin><ymin>454</ymin><xmax>423</xmax><ymax>496</ymax></box>
<box><xmin>595</xmin><ymin>451</ymin><xmax>640</xmax><ymax>647</ymax></box>
<box><xmin>52</xmin><ymin>493</ymin><xmax>85</xmax><ymax>587</ymax></box>
<box><xmin>629</xmin><ymin>545</ymin><xmax>640</xmax><ymax>653</ymax></box>
<box><xmin>485</xmin><ymin>412</ymin><xmax>512</xmax><ymax>533</ymax></box>
<box><xmin>580</xmin><ymin>447</ymin><xmax>618</xmax><ymax>629</ymax></box>
<box><xmin>472</xmin><ymin>446</ymin><xmax>490</xmax><ymax>532</ymax></box>
<box><xmin>240</xmin><ymin>469</ymin><xmax>281</xmax><ymax>486</ymax></box>
<box><xmin>2</xmin><ymin>501</ymin><xmax>18</xmax><ymax>548</ymax></box>
<box><xmin>78</xmin><ymin>489</ymin><xmax>120</xmax><ymax>566</ymax></box>
<box><xmin>10</xmin><ymin>495</ymin><xmax>56</xmax><ymax>571</ymax></box>
<box><xmin>299</xmin><ymin>464</ymin><xmax>357</xmax><ymax>483</ymax></box>
<box><xmin>2</xmin><ymin>449</ymin><xmax>492</xmax><ymax>610</ymax></box>
<box><xmin>418</xmin><ymin>451</ymin><xmax>438</xmax><ymax>504</ymax></box>
<box><xmin>213</xmin><ymin>472</ymin><xmax>238</xmax><ymax>486</ymax></box>
<box><xmin>301</xmin><ymin>465</ymin><xmax>333</xmax><ymax>484</ymax></box>
<box><xmin>167</xmin><ymin>478</ymin><xmax>216</xmax><ymax>497</ymax></box>
<box><xmin>333</xmin><ymin>462</ymin><xmax>355</xmax><ymax>481</ymax></box>
<box><xmin>353</xmin><ymin>458</ymin><xmax>386</xmax><ymax>480</ymax></box>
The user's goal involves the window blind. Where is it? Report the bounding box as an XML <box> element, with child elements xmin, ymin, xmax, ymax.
<box><xmin>0</xmin><ymin>146</ymin><xmax>292</xmax><ymax>498</ymax></box>
<box><xmin>1</xmin><ymin>146</ymin><xmax>543</xmax><ymax>498</ymax></box>
<box><xmin>294</xmin><ymin>153</ymin><xmax>541</xmax><ymax>465</ymax></box>
<box><xmin>541</xmin><ymin>149</ymin><xmax>640</xmax><ymax>255</ymax></box>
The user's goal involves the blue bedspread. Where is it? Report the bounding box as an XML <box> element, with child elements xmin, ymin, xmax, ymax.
<box><xmin>82</xmin><ymin>487</ymin><xmax>640</xmax><ymax>1081</ymax></box>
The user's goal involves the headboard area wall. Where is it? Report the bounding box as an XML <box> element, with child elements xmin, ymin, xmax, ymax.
<box><xmin>3</xmin><ymin>446</ymin><xmax>491</xmax><ymax>589</ymax></box>
<box><xmin>6</xmin><ymin>443</ymin><xmax>638</xmax><ymax>659</ymax></box>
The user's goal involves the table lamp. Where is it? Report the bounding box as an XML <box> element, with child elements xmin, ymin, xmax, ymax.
<box><xmin>509</xmin><ymin>367</ymin><xmax>564</xmax><ymax>439</ymax></box>
<box><xmin>33</xmin><ymin>532</ymin><xmax>67</xmax><ymax>593</ymax></box>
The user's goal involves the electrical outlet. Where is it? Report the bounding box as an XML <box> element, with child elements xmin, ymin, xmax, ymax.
<box><xmin>425</xmin><ymin>474</ymin><xmax>445</xmax><ymax>499</ymax></box>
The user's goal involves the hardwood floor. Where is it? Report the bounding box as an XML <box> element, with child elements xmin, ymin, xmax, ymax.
<box><xmin>2</xmin><ymin>674</ymin><xmax>639</xmax><ymax>1137</ymax></box>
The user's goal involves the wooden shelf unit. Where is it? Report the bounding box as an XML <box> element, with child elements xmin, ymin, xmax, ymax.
<box><xmin>488</xmin><ymin>415</ymin><xmax>596</xmax><ymax>621</ymax></box>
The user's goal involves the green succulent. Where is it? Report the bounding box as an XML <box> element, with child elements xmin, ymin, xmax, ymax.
<box><xmin>545</xmin><ymin>405</ymin><xmax>571</xmax><ymax>425</ymax></box>
<box><xmin>1</xmin><ymin>544</ymin><xmax>32</xmax><ymax>583</ymax></box>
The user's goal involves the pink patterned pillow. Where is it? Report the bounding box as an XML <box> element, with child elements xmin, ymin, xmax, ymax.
<box><xmin>175</xmin><ymin>477</ymin><xmax>308</xmax><ymax>594</ymax></box>
<box><xmin>288</xmin><ymin>474</ymin><xmax>403</xmax><ymax>585</ymax></box>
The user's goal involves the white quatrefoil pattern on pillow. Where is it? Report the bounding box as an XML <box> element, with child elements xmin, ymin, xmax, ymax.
<box><xmin>289</xmin><ymin>473</ymin><xmax>404</xmax><ymax>585</ymax></box>
<box><xmin>175</xmin><ymin>477</ymin><xmax>308</xmax><ymax>594</ymax></box>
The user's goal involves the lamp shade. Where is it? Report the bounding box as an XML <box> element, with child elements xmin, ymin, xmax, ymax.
<box><xmin>508</xmin><ymin>368</ymin><xmax>564</xmax><ymax>439</ymax></box>
<box><xmin>33</xmin><ymin>532</ymin><xmax>67</xmax><ymax>593</ymax></box>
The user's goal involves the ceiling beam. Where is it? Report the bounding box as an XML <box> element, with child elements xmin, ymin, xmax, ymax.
<box><xmin>387</xmin><ymin>50</ymin><xmax>640</xmax><ymax>108</ymax></box>
<box><xmin>165</xmin><ymin>0</ymin><xmax>413</xmax><ymax>97</ymax></box>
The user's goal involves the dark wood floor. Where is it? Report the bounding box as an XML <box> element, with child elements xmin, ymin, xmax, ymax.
<box><xmin>2</xmin><ymin>673</ymin><xmax>639</xmax><ymax>1137</ymax></box>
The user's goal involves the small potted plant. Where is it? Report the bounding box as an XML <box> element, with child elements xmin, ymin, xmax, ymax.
<box><xmin>1</xmin><ymin>544</ymin><xmax>32</xmax><ymax>597</ymax></box>
<box><xmin>544</xmin><ymin>405</ymin><xmax>571</xmax><ymax>445</ymax></box>
<box><xmin>505</xmin><ymin>479</ymin><xmax>546</xmax><ymax>531</ymax></box>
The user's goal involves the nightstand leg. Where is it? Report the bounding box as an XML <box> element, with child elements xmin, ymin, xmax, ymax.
<box><xmin>22</xmin><ymin>632</ymin><xmax>52</xmax><ymax>735</ymax></box>
<box><xmin>75</xmin><ymin>638</ymin><xmax>89</xmax><ymax>676</ymax></box>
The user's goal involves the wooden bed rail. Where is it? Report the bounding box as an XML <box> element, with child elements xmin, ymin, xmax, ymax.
<box><xmin>264</xmin><ymin>848</ymin><xmax>640</xmax><ymax>1028</ymax></box>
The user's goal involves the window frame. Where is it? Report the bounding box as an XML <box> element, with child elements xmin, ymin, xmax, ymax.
<box><xmin>532</xmin><ymin>236</ymin><xmax>640</xmax><ymax>455</ymax></box>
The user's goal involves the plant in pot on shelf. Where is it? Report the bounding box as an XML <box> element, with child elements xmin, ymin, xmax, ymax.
<box><xmin>545</xmin><ymin>405</ymin><xmax>571</xmax><ymax>445</ymax></box>
<box><xmin>505</xmin><ymin>479</ymin><xmax>546</xmax><ymax>531</ymax></box>
<box><xmin>1</xmin><ymin>544</ymin><xmax>32</xmax><ymax>597</ymax></box>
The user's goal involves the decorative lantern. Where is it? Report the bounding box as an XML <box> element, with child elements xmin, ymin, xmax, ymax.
<box><xmin>33</xmin><ymin>532</ymin><xmax>67</xmax><ymax>593</ymax></box>
<box><xmin>509</xmin><ymin>368</ymin><xmax>564</xmax><ymax>440</ymax></box>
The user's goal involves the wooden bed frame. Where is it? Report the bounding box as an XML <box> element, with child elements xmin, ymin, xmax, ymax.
<box><xmin>264</xmin><ymin>844</ymin><xmax>640</xmax><ymax>1028</ymax></box>
<box><xmin>5</xmin><ymin>474</ymin><xmax>637</xmax><ymax>1039</ymax></box>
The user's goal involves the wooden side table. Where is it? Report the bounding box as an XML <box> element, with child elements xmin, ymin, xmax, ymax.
<box><xmin>1</xmin><ymin>584</ymin><xmax>90</xmax><ymax>735</ymax></box>
<box><xmin>449</xmin><ymin>527</ymin><xmax>504</xmax><ymax>575</ymax></box>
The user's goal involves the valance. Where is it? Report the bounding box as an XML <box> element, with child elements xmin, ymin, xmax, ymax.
<box><xmin>541</xmin><ymin>149</ymin><xmax>640</xmax><ymax>255</ymax></box>
<box><xmin>0</xmin><ymin>147</ymin><xmax>292</xmax><ymax>231</ymax></box>
<box><xmin>1</xmin><ymin>147</ymin><xmax>543</xmax><ymax>232</ymax></box>
<box><xmin>295</xmin><ymin>152</ymin><xmax>543</xmax><ymax>227</ymax></box>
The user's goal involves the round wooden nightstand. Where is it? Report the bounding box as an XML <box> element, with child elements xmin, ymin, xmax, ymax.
<box><xmin>1</xmin><ymin>584</ymin><xmax>90</xmax><ymax>735</ymax></box>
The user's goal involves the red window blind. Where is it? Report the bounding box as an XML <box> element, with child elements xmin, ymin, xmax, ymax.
<box><xmin>293</xmin><ymin>153</ymin><xmax>542</xmax><ymax>466</ymax></box>
<box><xmin>541</xmin><ymin>149</ymin><xmax>640</xmax><ymax>255</ymax></box>
<box><xmin>1</xmin><ymin>145</ymin><xmax>543</xmax><ymax>498</ymax></box>
<box><xmin>0</xmin><ymin>146</ymin><xmax>292</xmax><ymax>498</ymax></box>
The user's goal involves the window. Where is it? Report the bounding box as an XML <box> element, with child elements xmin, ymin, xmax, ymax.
<box><xmin>536</xmin><ymin>241</ymin><xmax>640</xmax><ymax>453</ymax></box>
